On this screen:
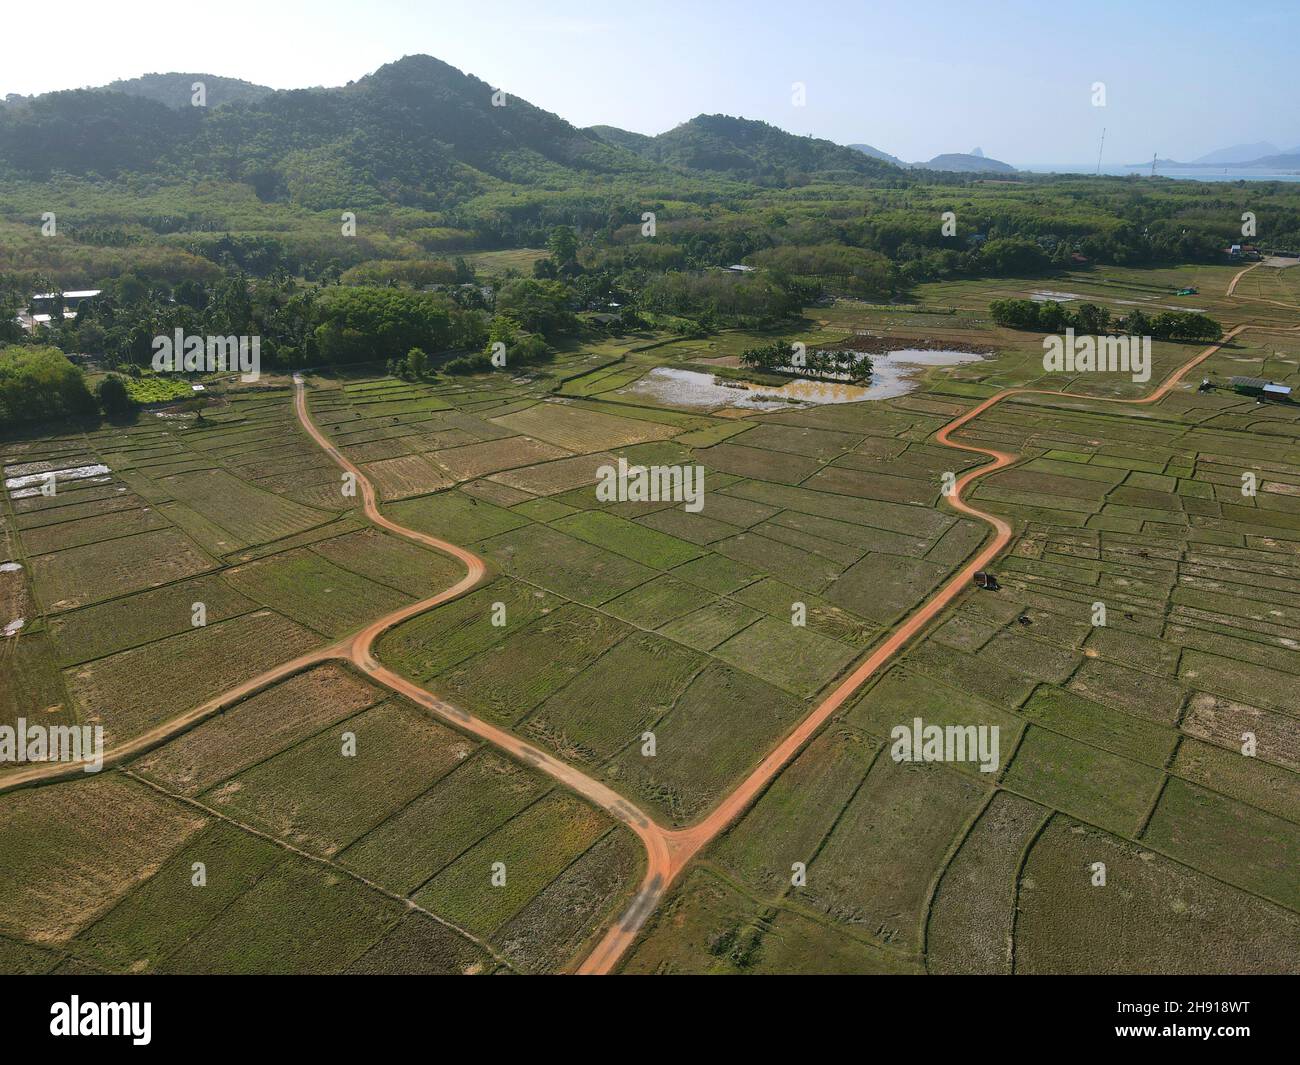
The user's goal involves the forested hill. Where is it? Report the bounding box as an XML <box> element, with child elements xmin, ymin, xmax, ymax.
<box><xmin>589</xmin><ymin>114</ymin><xmax>904</xmax><ymax>183</ymax></box>
<box><xmin>0</xmin><ymin>59</ymin><xmax>906</xmax><ymax>211</ymax></box>
<box><xmin>0</xmin><ymin>55</ymin><xmax>657</xmax><ymax>209</ymax></box>
<box><xmin>104</xmin><ymin>73</ymin><xmax>275</xmax><ymax>109</ymax></box>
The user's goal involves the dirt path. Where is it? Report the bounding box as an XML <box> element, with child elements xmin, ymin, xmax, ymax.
<box><xmin>576</xmin><ymin>323</ymin><xmax>1247</xmax><ymax>972</ymax></box>
<box><xmin>289</xmin><ymin>378</ymin><xmax>675</xmax><ymax>890</ymax></box>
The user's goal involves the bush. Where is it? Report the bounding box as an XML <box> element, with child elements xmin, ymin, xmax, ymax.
<box><xmin>445</xmin><ymin>353</ymin><xmax>493</xmax><ymax>375</ymax></box>
<box><xmin>96</xmin><ymin>374</ymin><xmax>135</xmax><ymax>417</ymax></box>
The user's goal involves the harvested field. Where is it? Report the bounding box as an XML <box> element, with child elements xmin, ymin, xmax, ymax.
<box><xmin>488</xmin><ymin>451</ymin><xmax>619</xmax><ymax>496</ymax></box>
<box><xmin>205</xmin><ymin>700</ymin><xmax>475</xmax><ymax>856</ymax></box>
<box><xmin>478</xmin><ymin>523</ymin><xmax>655</xmax><ymax>604</ymax></box>
<box><xmin>1004</xmin><ymin>726</ymin><xmax>1163</xmax><ymax>836</ymax></box>
<box><xmin>607</xmin><ymin>662</ymin><xmax>803</xmax><ymax>825</ymax></box>
<box><xmin>522</xmin><ymin>631</ymin><xmax>705</xmax><ymax>764</ymax></box>
<box><xmin>158</xmin><ymin>469</ymin><xmax>331</xmax><ymax>544</ymax></box>
<box><xmin>1018</xmin><ymin>816</ymin><xmax>1299</xmax><ymax>973</ymax></box>
<box><xmin>222</xmin><ymin>548</ymin><xmax>412</xmax><ymax>638</ymax></box>
<box><xmin>0</xmin><ymin>775</ymin><xmax>206</xmax><ymax>943</ymax></box>
<box><xmin>436</xmin><ymin>604</ymin><xmax>630</xmax><ymax>724</ymax></box>
<box><xmin>412</xmin><ymin>792</ymin><xmax>614</xmax><ymax>937</ymax></box>
<box><xmin>927</xmin><ymin>791</ymin><xmax>1046</xmax><ymax>974</ymax></box>
<box><xmin>64</xmin><ymin>610</ymin><xmax>322</xmax><ymax>745</ymax></box>
<box><xmin>431</xmin><ymin>437</ymin><xmax>570</xmax><ymax>481</ymax></box>
<box><xmin>801</xmin><ymin>758</ymin><xmax>985</xmax><ymax>950</ymax></box>
<box><xmin>47</xmin><ymin>575</ymin><xmax>257</xmax><ymax>667</ymax></box>
<box><xmin>28</xmin><ymin>528</ymin><xmax>215</xmax><ymax>611</ymax></box>
<box><xmin>131</xmin><ymin>664</ymin><xmax>385</xmax><ymax>795</ymax></box>
<box><xmin>361</xmin><ymin>454</ymin><xmax>456</xmax><ymax>500</ymax></box>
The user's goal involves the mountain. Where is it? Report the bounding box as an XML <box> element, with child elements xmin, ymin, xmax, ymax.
<box><xmin>1191</xmin><ymin>141</ymin><xmax>1280</xmax><ymax>165</ymax></box>
<box><xmin>0</xmin><ymin>58</ymin><xmax>907</xmax><ymax>215</ymax></box>
<box><xmin>104</xmin><ymin>72</ymin><xmax>275</xmax><ymax>109</ymax></box>
<box><xmin>601</xmin><ymin>115</ymin><xmax>903</xmax><ymax>181</ymax></box>
<box><xmin>919</xmin><ymin>152</ymin><xmax>1016</xmax><ymax>174</ymax></box>
<box><xmin>586</xmin><ymin>125</ymin><xmax>656</xmax><ymax>154</ymax></box>
<box><xmin>1126</xmin><ymin>143</ymin><xmax>1300</xmax><ymax>169</ymax></box>
<box><xmin>1245</xmin><ymin>152</ymin><xmax>1300</xmax><ymax>169</ymax></box>
<box><xmin>848</xmin><ymin>142</ymin><xmax>906</xmax><ymax>167</ymax></box>
<box><xmin>0</xmin><ymin>55</ymin><xmax>653</xmax><ymax>208</ymax></box>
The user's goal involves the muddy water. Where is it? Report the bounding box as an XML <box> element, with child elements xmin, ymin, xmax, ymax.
<box><xmin>618</xmin><ymin>349</ymin><xmax>985</xmax><ymax>412</ymax></box>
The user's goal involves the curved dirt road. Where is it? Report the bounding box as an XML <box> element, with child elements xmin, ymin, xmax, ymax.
<box><xmin>576</xmin><ymin>322</ymin><xmax>1247</xmax><ymax>972</ymax></box>
<box><xmin>290</xmin><ymin>379</ymin><xmax>675</xmax><ymax>875</ymax></box>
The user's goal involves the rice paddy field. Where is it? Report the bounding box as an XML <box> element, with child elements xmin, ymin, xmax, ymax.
<box><xmin>3</xmin><ymin>261</ymin><xmax>1299</xmax><ymax>974</ymax></box>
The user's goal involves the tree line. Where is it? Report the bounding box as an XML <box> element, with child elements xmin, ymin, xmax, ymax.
<box><xmin>989</xmin><ymin>298</ymin><xmax>1223</xmax><ymax>341</ymax></box>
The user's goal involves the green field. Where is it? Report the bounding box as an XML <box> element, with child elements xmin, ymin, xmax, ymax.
<box><xmin>5</xmin><ymin>257</ymin><xmax>1300</xmax><ymax>976</ymax></box>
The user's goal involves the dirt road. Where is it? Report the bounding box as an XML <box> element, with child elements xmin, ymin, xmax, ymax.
<box><xmin>290</xmin><ymin>378</ymin><xmax>675</xmax><ymax>883</ymax></box>
<box><xmin>576</xmin><ymin>323</ymin><xmax>1246</xmax><ymax>972</ymax></box>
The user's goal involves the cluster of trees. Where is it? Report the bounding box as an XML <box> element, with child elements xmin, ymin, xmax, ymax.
<box><xmin>21</xmin><ymin>270</ymin><xmax>502</xmax><ymax>373</ymax></box>
<box><xmin>989</xmin><ymin>298</ymin><xmax>1223</xmax><ymax>341</ymax></box>
<box><xmin>337</xmin><ymin>257</ymin><xmax>469</xmax><ymax>287</ymax></box>
<box><xmin>740</xmin><ymin>340</ymin><xmax>873</xmax><ymax>382</ymax></box>
<box><xmin>311</xmin><ymin>285</ymin><xmax>483</xmax><ymax>365</ymax></box>
<box><xmin>745</xmin><ymin>244</ymin><xmax>894</xmax><ymax>300</ymax></box>
<box><xmin>0</xmin><ymin>345</ymin><xmax>98</xmax><ymax>426</ymax></box>
<box><xmin>640</xmin><ymin>271</ymin><xmax>803</xmax><ymax>329</ymax></box>
<box><xmin>445</xmin><ymin>314</ymin><xmax>550</xmax><ymax>375</ymax></box>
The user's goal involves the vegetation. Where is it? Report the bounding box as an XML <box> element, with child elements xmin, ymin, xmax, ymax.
<box><xmin>0</xmin><ymin>345</ymin><xmax>96</xmax><ymax>425</ymax></box>
<box><xmin>740</xmin><ymin>340</ymin><xmax>872</xmax><ymax>382</ymax></box>
<box><xmin>989</xmin><ymin>298</ymin><xmax>1223</xmax><ymax>341</ymax></box>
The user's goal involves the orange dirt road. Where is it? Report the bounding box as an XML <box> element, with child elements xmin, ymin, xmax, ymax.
<box><xmin>290</xmin><ymin>379</ymin><xmax>676</xmax><ymax>885</ymax></box>
<box><xmin>576</xmin><ymin>322</ymin><xmax>1247</xmax><ymax>973</ymax></box>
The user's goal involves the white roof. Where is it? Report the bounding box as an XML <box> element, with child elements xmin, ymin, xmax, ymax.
<box><xmin>31</xmin><ymin>289</ymin><xmax>101</xmax><ymax>300</ymax></box>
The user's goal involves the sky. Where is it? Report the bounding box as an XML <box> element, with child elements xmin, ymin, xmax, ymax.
<box><xmin>5</xmin><ymin>0</ymin><xmax>1299</xmax><ymax>166</ymax></box>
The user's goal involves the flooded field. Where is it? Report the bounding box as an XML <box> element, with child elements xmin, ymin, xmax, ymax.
<box><xmin>618</xmin><ymin>349</ymin><xmax>985</xmax><ymax>412</ymax></box>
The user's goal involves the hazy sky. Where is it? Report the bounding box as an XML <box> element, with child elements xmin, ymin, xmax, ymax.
<box><xmin>7</xmin><ymin>0</ymin><xmax>1299</xmax><ymax>165</ymax></box>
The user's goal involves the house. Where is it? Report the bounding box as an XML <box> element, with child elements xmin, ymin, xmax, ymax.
<box><xmin>727</xmin><ymin>264</ymin><xmax>756</xmax><ymax>274</ymax></box>
<box><xmin>31</xmin><ymin>289</ymin><xmax>101</xmax><ymax>314</ymax></box>
<box><xmin>1231</xmin><ymin>376</ymin><xmax>1292</xmax><ymax>400</ymax></box>
<box><xmin>20</xmin><ymin>289</ymin><xmax>102</xmax><ymax>331</ymax></box>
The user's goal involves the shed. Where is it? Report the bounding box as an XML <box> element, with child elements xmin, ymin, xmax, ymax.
<box><xmin>1231</xmin><ymin>376</ymin><xmax>1292</xmax><ymax>400</ymax></box>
